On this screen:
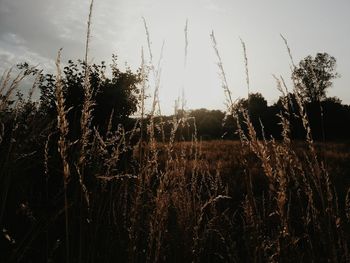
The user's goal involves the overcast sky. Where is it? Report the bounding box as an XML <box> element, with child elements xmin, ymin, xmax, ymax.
<box><xmin>1</xmin><ymin>0</ymin><xmax>349</xmax><ymax>114</ymax></box>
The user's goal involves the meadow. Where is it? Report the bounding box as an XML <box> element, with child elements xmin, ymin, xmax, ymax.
<box><xmin>1</xmin><ymin>2</ymin><xmax>350</xmax><ymax>262</ymax></box>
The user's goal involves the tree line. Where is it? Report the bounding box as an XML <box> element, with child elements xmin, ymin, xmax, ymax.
<box><xmin>177</xmin><ymin>94</ymin><xmax>350</xmax><ymax>141</ymax></box>
<box><xmin>1</xmin><ymin>52</ymin><xmax>349</xmax><ymax>149</ymax></box>
<box><xmin>155</xmin><ymin>52</ymin><xmax>350</xmax><ymax>142</ymax></box>
<box><xmin>3</xmin><ymin>52</ymin><xmax>349</xmax><ymax>144</ymax></box>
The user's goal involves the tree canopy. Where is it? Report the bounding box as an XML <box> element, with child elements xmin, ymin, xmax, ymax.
<box><xmin>39</xmin><ymin>56</ymin><xmax>142</xmax><ymax>136</ymax></box>
<box><xmin>292</xmin><ymin>52</ymin><xmax>339</xmax><ymax>103</ymax></box>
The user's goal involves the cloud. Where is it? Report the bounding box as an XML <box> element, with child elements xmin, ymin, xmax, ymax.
<box><xmin>0</xmin><ymin>0</ymin><xmax>140</xmax><ymax>72</ymax></box>
<box><xmin>0</xmin><ymin>0</ymin><xmax>91</xmax><ymax>73</ymax></box>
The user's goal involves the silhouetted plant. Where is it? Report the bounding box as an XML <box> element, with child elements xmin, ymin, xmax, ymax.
<box><xmin>39</xmin><ymin>56</ymin><xmax>142</xmax><ymax>137</ymax></box>
<box><xmin>292</xmin><ymin>53</ymin><xmax>339</xmax><ymax>103</ymax></box>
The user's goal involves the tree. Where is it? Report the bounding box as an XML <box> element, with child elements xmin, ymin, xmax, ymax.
<box><xmin>189</xmin><ymin>109</ymin><xmax>225</xmax><ymax>139</ymax></box>
<box><xmin>292</xmin><ymin>53</ymin><xmax>339</xmax><ymax>103</ymax></box>
<box><xmin>39</xmin><ymin>56</ymin><xmax>141</xmax><ymax>136</ymax></box>
<box><xmin>234</xmin><ymin>93</ymin><xmax>269</xmax><ymax>139</ymax></box>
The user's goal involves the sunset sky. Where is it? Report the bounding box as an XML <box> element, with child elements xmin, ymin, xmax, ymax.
<box><xmin>1</xmin><ymin>0</ymin><xmax>349</xmax><ymax>115</ymax></box>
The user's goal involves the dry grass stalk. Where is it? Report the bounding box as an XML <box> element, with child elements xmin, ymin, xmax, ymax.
<box><xmin>44</xmin><ymin>132</ymin><xmax>53</xmax><ymax>178</ymax></box>
<box><xmin>210</xmin><ymin>31</ymin><xmax>234</xmax><ymax>112</ymax></box>
<box><xmin>76</xmin><ymin>6</ymin><xmax>95</xmax><ymax>258</ymax></box>
<box><xmin>184</xmin><ymin>19</ymin><xmax>189</xmax><ymax>68</ymax></box>
<box><xmin>240</xmin><ymin>38</ymin><xmax>250</xmax><ymax>98</ymax></box>
<box><xmin>142</xmin><ymin>18</ymin><xmax>165</xmax><ymax>169</ymax></box>
<box><xmin>281</xmin><ymin>35</ymin><xmax>316</xmax><ymax>153</ymax></box>
<box><xmin>79</xmin><ymin>0</ymin><xmax>95</xmax><ymax>166</ymax></box>
<box><xmin>142</xmin><ymin>17</ymin><xmax>153</xmax><ymax>65</ymax></box>
<box><xmin>28</xmin><ymin>69</ymin><xmax>43</xmax><ymax>102</ymax></box>
<box><xmin>280</xmin><ymin>34</ymin><xmax>296</xmax><ymax>68</ymax></box>
<box><xmin>55</xmin><ymin>49</ymin><xmax>70</xmax><ymax>182</ymax></box>
<box><xmin>0</xmin><ymin>66</ymin><xmax>37</xmax><ymax>111</ymax></box>
<box><xmin>273</xmin><ymin>75</ymin><xmax>291</xmax><ymax>146</ymax></box>
<box><xmin>138</xmin><ymin>47</ymin><xmax>147</xmax><ymax>164</ymax></box>
<box><xmin>55</xmin><ymin>48</ymin><xmax>71</xmax><ymax>262</ymax></box>
<box><xmin>0</xmin><ymin>68</ymin><xmax>13</xmax><ymax>95</ymax></box>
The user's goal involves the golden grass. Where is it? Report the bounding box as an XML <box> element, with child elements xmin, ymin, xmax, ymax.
<box><xmin>1</xmin><ymin>2</ymin><xmax>350</xmax><ymax>262</ymax></box>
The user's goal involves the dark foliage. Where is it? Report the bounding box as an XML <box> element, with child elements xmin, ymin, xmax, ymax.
<box><xmin>1</xmin><ymin>53</ymin><xmax>350</xmax><ymax>262</ymax></box>
<box><xmin>0</xmin><ymin>59</ymin><xmax>141</xmax><ymax>262</ymax></box>
<box><xmin>39</xmin><ymin>56</ymin><xmax>141</xmax><ymax>137</ymax></box>
<box><xmin>292</xmin><ymin>53</ymin><xmax>339</xmax><ymax>103</ymax></box>
<box><xmin>171</xmin><ymin>93</ymin><xmax>350</xmax><ymax>142</ymax></box>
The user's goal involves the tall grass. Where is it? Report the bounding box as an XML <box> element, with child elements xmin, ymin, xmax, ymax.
<box><xmin>1</xmin><ymin>2</ymin><xmax>350</xmax><ymax>263</ymax></box>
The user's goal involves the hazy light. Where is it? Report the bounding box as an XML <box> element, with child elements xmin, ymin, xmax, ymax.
<box><xmin>1</xmin><ymin>0</ymin><xmax>349</xmax><ymax>115</ymax></box>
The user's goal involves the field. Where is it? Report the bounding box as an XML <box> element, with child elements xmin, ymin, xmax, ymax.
<box><xmin>2</xmin><ymin>123</ymin><xmax>350</xmax><ymax>262</ymax></box>
<box><xmin>1</xmin><ymin>2</ymin><xmax>350</xmax><ymax>262</ymax></box>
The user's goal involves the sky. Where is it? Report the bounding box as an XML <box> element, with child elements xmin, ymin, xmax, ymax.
<box><xmin>0</xmin><ymin>0</ymin><xmax>349</xmax><ymax>115</ymax></box>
